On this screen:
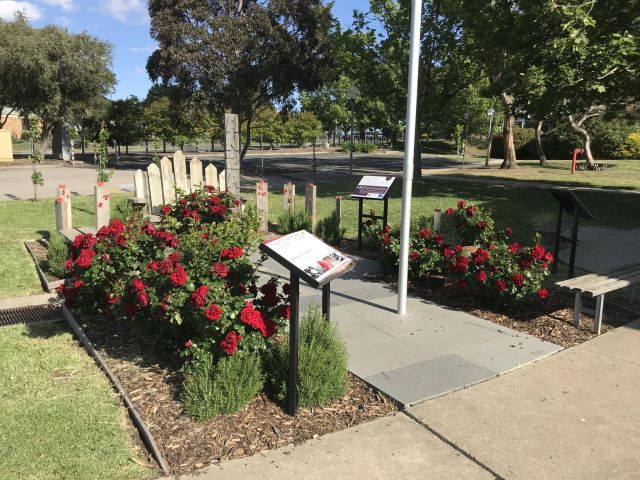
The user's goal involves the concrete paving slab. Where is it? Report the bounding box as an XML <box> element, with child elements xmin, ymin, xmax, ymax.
<box><xmin>408</xmin><ymin>320</ymin><xmax>640</xmax><ymax>480</ymax></box>
<box><xmin>365</xmin><ymin>354</ymin><xmax>496</xmax><ymax>406</ymax></box>
<box><xmin>177</xmin><ymin>414</ymin><xmax>493</xmax><ymax>480</ymax></box>
<box><xmin>559</xmin><ymin>228</ymin><xmax>640</xmax><ymax>273</ymax></box>
<box><xmin>260</xmin><ymin>254</ymin><xmax>561</xmax><ymax>407</ymax></box>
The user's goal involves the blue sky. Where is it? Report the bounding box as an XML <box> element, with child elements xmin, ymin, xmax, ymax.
<box><xmin>0</xmin><ymin>0</ymin><xmax>369</xmax><ymax>100</ymax></box>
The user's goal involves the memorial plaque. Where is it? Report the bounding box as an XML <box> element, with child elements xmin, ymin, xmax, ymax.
<box><xmin>351</xmin><ymin>175</ymin><xmax>395</xmax><ymax>199</ymax></box>
<box><xmin>260</xmin><ymin>230</ymin><xmax>353</xmax><ymax>289</ymax></box>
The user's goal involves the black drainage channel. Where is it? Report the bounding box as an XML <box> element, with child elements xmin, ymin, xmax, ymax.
<box><xmin>0</xmin><ymin>304</ymin><xmax>63</xmax><ymax>327</ymax></box>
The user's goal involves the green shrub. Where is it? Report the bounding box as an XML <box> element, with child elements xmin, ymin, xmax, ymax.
<box><xmin>541</xmin><ymin>123</ymin><xmax>583</xmax><ymax>159</ymax></box>
<box><xmin>182</xmin><ymin>352</ymin><xmax>265</xmax><ymax>421</ymax></box>
<box><xmin>617</xmin><ymin>132</ymin><xmax>640</xmax><ymax>159</ymax></box>
<box><xmin>112</xmin><ymin>197</ymin><xmax>134</xmax><ymax>222</ymax></box>
<box><xmin>276</xmin><ymin>209</ymin><xmax>312</xmax><ymax>234</ymax></box>
<box><xmin>341</xmin><ymin>142</ymin><xmax>378</xmax><ymax>154</ymax></box>
<box><xmin>46</xmin><ymin>233</ymin><xmax>69</xmax><ymax>279</ymax></box>
<box><xmin>315</xmin><ymin>211</ymin><xmax>346</xmax><ymax>246</ymax></box>
<box><xmin>491</xmin><ymin>128</ymin><xmax>537</xmax><ymax>159</ymax></box>
<box><xmin>268</xmin><ymin>304</ymin><xmax>348</xmax><ymax>408</ymax></box>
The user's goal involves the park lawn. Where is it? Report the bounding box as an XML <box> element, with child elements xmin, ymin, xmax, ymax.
<box><xmin>244</xmin><ymin>178</ymin><xmax>640</xmax><ymax>243</ymax></box>
<box><xmin>0</xmin><ymin>321</ymin><xmax>152</xmax><ymax>480</ymax></box>
<box><xmin>0</xmin><ymin>194</ymin><xmax>130</xmax><ymax>299</ymax></box>
<box><xmin>426</xmin><ymin>159</ymin><xmax>640</xmax><ymax>191</ymax></box>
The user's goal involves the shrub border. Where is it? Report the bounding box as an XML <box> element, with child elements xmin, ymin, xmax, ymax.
<box><xmin>24</xmin><ymin>239</ymin><xmax>64</xmax><ymax>293</ymax></box>
<box><xmin>61</xmin><ymin>305</ymin><xmax>169</xmax><ymax>475</ymax></box>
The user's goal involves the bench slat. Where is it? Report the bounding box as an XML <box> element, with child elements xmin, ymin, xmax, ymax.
<box><xmin>556</xmin><ymin>264</ymin><xmax>640</xmax><ymax>290</ymax></box>
<box><xmin>59</xmin><ymin>228</ymin><xmax>82</xmax><ymax>243</ymax></box>
<box><xmin>587</xmin><ymin>273</ymin><xmax>640</xmax><ymax>297</ymax></box>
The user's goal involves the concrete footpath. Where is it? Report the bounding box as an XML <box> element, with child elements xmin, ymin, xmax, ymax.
<box><xmin>260</xmin><ymin>255</ymin><xmax>560</xmax><ymax>407</ymax></box>
<box><xmin>180</xmin><ymin>320</ymin><xmax>640</xmax><ymax>480</ymax></box>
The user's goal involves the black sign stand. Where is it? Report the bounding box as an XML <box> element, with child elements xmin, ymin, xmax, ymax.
<box><xmin>259</xmin><ymin>235</ymin><xmax>353</xmax><ymax>416</ymax></box>
<box><xmin>549</xmin><ymin>190</ymin><xmax>593</xmax><ymax>278</ymax></box>
<box><xmin>357</xmin><ymin>196</ymin><xmax>389</xmax><ymax>250</ymax></box>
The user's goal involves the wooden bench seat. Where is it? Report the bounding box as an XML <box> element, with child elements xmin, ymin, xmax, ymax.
<box><xmin>556</xmin><ymin>264</ymin><xmax>640</xmax><ymax>334</ymax></box>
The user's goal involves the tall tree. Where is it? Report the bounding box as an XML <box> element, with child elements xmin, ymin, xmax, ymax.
<box><xmin>108</xmin><ymin>96</ymin><xmax>144</xmax><ymax>154</ymax></box>
<box><xmin>147</xmin><ymin>0</ymin><xmax>333</xmax><ymax>162</ymax></box>
<box><xmin>0</xmin><ymin>16</ymin><xmax>115</xmax><ymax>158</ymax></box>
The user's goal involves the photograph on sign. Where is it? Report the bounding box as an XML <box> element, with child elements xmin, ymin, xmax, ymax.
<box><xmin>351</xmin><ymin>176</ymin><xmax>395</xmax><ymax>199</ymax></box>
<box><xmin>263</xmin><ymin>230</ymin><xmax>352</xmax><ymax>284</ymax></box>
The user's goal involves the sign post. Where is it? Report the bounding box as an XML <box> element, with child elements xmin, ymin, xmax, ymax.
<box><xmin>260</xmin><ymin>231</ymin><xmax>354</xmax><ymax>416</ymax></box>
<box><xmin>351</xmin><ymin>176</ymin><xmax>395</xmax><ymax>249</ymax></box>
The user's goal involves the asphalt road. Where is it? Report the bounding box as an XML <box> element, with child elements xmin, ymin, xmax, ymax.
<box><xmin>0</xmin><ymin>151</ymin><xmax>487</xmax><ymax>200</ymax></box>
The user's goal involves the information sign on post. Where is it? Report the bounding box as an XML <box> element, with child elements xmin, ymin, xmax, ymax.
<box><xmin>351</xmin><ymin>176</ymin><xmax>395</xmax><ymax>249</ymax></box>
<box><xmin>260</xmin><ymin>231</ymin><xmax>354</xmax><ymax>416</ymax></box>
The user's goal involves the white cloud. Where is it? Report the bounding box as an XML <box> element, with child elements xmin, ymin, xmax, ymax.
<box><xmin>41</xmin><ymin>0</ymin><xmax>74</xmax><ymax>10</ymax></box>
<box><xmin>54</xmin><ymin>15</ymin><xmax>71</xmax><ymax>27</ymax></box>
<box><xmin>129</xmin><ymin>46</ymin><xmax>155</xmax><ymax>54</ymax></box>
<box><xmin>0</xmin><ymin>1</ymin><xmax>42</xmax><ymax>21</ymax></box>
<box><xmin>101</xmin><ymin>0</ymin><xmax>147</xmax><ymax>24</ymax></box>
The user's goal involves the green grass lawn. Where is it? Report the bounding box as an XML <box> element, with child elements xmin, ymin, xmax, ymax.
<box><xmin>0</xmin><ymin>321</ymin><xmax>152</xmax><ymax>480</ymax></box>
<box><xmin>0</xmin><ymin>194</ymin><xmax>130</xmax><ymax>299</ymax></box>
<box><xmin>428</xmin><ymin>159</ymin><xmax>640</xmax><ymax>191</ymax></box>
<box><xmin>244</xmin><ymin>178</ymin><xmax>640</xmax><ymax>243</ymax></box>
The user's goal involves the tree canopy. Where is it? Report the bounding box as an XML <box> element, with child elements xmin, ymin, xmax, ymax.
<box><xmin>147</xmin><ymin>0</ymin><xmax>334</xmax><ymax>160</ymax></box>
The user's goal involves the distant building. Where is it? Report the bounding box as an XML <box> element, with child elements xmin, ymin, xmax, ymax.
<box><xmin>0</xmin><ymin>108</ymin><xmax>24</xmax><ymax>140</ymax></box>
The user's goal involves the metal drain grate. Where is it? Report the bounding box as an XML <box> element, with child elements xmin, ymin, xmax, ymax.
<box><xmin>0</xmin><ymin>304</ymin><xmax>63</xmax><ymax>327</ymax></box>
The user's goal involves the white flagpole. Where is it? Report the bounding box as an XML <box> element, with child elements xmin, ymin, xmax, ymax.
<box><xmin>397</xmin><ymin>0</ymin><xmax>423</xmax><ymax>315</ymax></box>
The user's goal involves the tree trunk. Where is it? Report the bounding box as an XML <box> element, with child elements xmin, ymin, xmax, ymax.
<box><xmin>568</xmin><ymin>117</ymin><xmax>596</xmax><ymax>168</ymax></box>
<box><xmin>240</xmin><ymin>111</ymin><xmax>252</xmax><ymax>163</ymax></box>
<box><xmin>39</xmin><ymin>127</ymin><xmax>53</xmax><ymax>161</ymax></box>
<box><xmin>499</xmin><ymin>92</ymin><xmax>517</xmax><ymax>169</ymax></box>
<box><xmin>535</xmin><ymin>120</ymin><xmax>547</xmax><ymax>166</ymax></box>
<box><xmin>163</xmin><ymin>140</ymin><xmax>166</xmax><ymax>152</ymax></box>
<box><xmin>125</xmin><ymin>144</ymin><xmax>129</xmax><ymax>155</ymax></box>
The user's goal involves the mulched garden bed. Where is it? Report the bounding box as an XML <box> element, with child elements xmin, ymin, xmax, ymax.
<box><xmin>359</xmin><ymin>271</ymin><xmax>637</xmax><ymax>349</ymax></box>
<box><xmin>76</xmin><ymin>314</ymin><xmax>396</xmax><ymax>475</ymax></box>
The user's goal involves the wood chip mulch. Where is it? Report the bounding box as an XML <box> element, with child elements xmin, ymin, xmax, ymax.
<box><xmin>358</xmin><ymin>271</ymin><xmax>638</xmax><ymax>349</ymax></box>
<box><xmin>76</xmin><ymin>315</ymin><xmax>396</xmax><ymax>475</ymax></box>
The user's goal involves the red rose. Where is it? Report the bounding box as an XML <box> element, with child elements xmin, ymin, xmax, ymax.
<box><xmin>472</xmin><ymin>248</ymin><xmax>489</xmax><ymax>265</ymax></box>
<box><xmin>221</xmin><ymin>246</ymin><xmax>243</xmax><ymax>260</ymax></box>
<box><xmin>170</xmin><ymin>264</ymin><xmax>188</xmax><ymax>286</ymax></box>
<box><xmin>454</xmin><ymin>245</ymin><xmax>463</xmax><ymax>254</ymax></box>
<box><xmin>496</xmin><ymin>279</ymin><xmax>507</xmax><ymax>292</ymax></box>
<box><xmin>366</xmin><ymin>219</ymin><xmax>373</xmax><ymax>226</ymax></box>
<box><xmin>260</xmin><ymin>282</ymin><xmax>279</xmax><ymax>306</ymax></box>
<box><xmin>544</xmin><ymin>252</ymin><xmax>554</xmax><ymax>262</ymax></box>
<box><xmin>382</xmin><ymin>235</ymin><xmax>390</xmax><ymax>245</ymax></box>
<box><xmin>508</xmin><ymin>243</ymin><xmax>521</xmax><ymax>254</ymax></box>
<box><xmin>220</xmin><ymin>331</ymin><xmax>241</xmax><ymax>355</ymax></box>
<box><xmin>146</xmin><ymin>261</ymin><xmax>159</xmax><ymax>271</ymax></box>
<box><xmin>420</xmin><ymin>228</ymin><xmax>430</xmax><ymax>238</ymax></box>
<box><xmin>136</xmin><ymin>290</ymin><xmax>149</xmax><ymax>307</ymax></box>
<box><xmin>531</xmin><ymin>245</ymin><xmax>545</xmax><ymax>260</ymax></box>
<box><xmin>504</xmin><ymin>227</ymin><xmax>513</xmax><ymax>236</ymax></box>
<box><xmin>130</xmin><ymin>278</ymin><xmax>146</xmax><ymax>291</ymax></box>
<box><xmin>457</xmin><ymin>200</ymin><xmax>467</xmax><ymax>209</ymax></box>
<box><xmin>520</xmin><ymin>260</ymin><xmax>533</xmax><ymax>270</ymax></box>
<box><xmin>265</xmin><ymin>318</ymin><xmax>277</xmax><ymax>337</ymax></box>
<box><xmin>542</xmin><ymin>262</ymin><xmax>549</xmax><ymax>270</ymax></box>
<box><xmin>190</xmin><ymin>285</ymin><xmax>209</xmax><ymax>308</ymax></box>
<box><xmin>538</xmin><ymin>288</ymin><xmax>549</xmax><ymax>299</ymax></box>
<box><xmin>107</xmin><ymin>294</ymin><xmax>119</xmax><ymax>305</ymax></box>
<box><xmin>75</xmin><ymin>249</ymin><xmax>96</xmax><ymax>268</ymax></box>
<box><xmin>477</xmin><ymin>221</ymin><xmax>488</xmax><ymax>230</ymax></box>
<box><xmin>64</xmin><ymin>258</ymin><xmax>74</xmax><ymax>271</ymax></box>
<box><xmin>142</xmin><ymin>223</ymin><xmax>156</xmax><ymax>235</ymax></box>
<box><xmin>212</xmin><ymin>262</ymin><xmax>229</xmax><ymax>278</ymax></box>
<box><xmin>454</xmin><ymin>256</ymin><xmax>469</xmax><ymax>273</ymax></box>
<box><xmin>443</xmin><ymin>248</ymin><xmax>454</xmax><ymax>258</ymax></box>
<box><xmin>476</xmin><ymin>271</ymin><xmax>487</xmax><ymax>283</ymax></box>
<box><xmin>465</xmin><ymin>205</ymin><xmax>477</xmax><ymax>217</ymax></box>
<box><xmin>511</xmin><ymin>273</ymin><xmax>525</xmax><ymax>287</ymax></box>
<box><xmin>184</xmin><ymin>340</ymin><xmax>192</xmax><ymax>348</ymax></box>
<box><xmin>240</xmin><ymin>302</ymin><xmax>267</xmax><ymax>336</ymax></box>
<box><xmin>279</xmin><ymin>304</ymin><xmax>290</xmax><ymax>320</ymax></box>
<box><xmin>434</xmin><ymin>234</ymin><xmax>444</xmax><ymax>245</ymax></box>
<box><xmin>383</xmin><ymin>225</ymin><xmax>391</xmax><ymax>234</ymax></box>
<box><xmin>409</xmin><ymin>251</ymin><xmax>419</xmax><ymax>261</ymax></box>
<box><xmin>204</xmin><ymin>304</ymin><xmax>222</xmax><ymax>321</ymax></box>
<box><xmin>161</xmin><ymin>204</ymin><xmax>171</xmax><ymax>215</ymax></box>
<box><xmin>445</xmin><ymin>208</ymin><xmax>455</xmax><ymax>216</ymax></box>
<box><xmin>179</xmin><ymin>198</ymin><xmax>188</xmax><ymax>207</ymax></box>
<box><xmin>283</xmin><ymin>283</ymin><xmax>291</xmax><ymax>296</ymax></box>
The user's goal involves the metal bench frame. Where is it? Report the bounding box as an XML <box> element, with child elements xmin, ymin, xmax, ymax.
<box><xmin>556</xmin><ymin>264</ymin><xmax>640</xmax><ymax>334</ymax></box>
